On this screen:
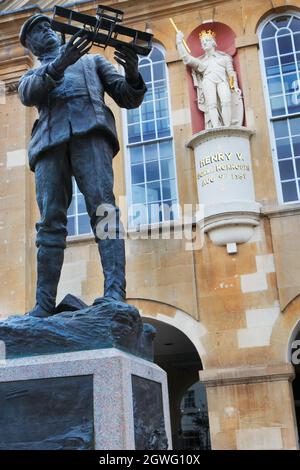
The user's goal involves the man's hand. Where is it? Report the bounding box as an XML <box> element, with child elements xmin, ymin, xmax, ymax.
<box><xmin>114</xmin><ymin>45</ymin><xmax>139</xmax><ymax>85</ymax></box>
<box><xmin>176</xmin><ymin>31</ymin><xmax>185</xmax><ymax>44</ymax></box>
<box><xmin>48</xmin><ymin>29</ymin><xmax>93</xmax><ymax>79</ymax></box>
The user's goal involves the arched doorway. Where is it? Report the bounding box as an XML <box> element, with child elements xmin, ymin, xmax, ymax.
<box><xmin>145</xmin><ymin>317</ymin><xmax>211</xmax><ymax>449</ymax></box>
<box><xmin>290</xmin><ymin>326</ymin><xmax>300</xmax><ymax>446</ymax></box>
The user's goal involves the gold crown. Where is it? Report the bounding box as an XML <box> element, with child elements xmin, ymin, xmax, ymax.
<box><xmin>199</xmin><ymin>29</ymin><xmax>216</xmax><ymax>39</ymax></box>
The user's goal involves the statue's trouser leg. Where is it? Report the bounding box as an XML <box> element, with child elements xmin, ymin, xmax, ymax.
<box><xmin>34</xmin><ymin>142</ymin><xmax>72</xmax><ymax>312</ymax></box>
<box><xmin>218</xmin><ymin>81</ymin><xmax>232</xmax><ymax>127</ymax></box>
<box><xmin>202</xmin><ymin>79</ymin><xmax>219</xmax><ymax>127</ymax></box>
<box><xmin>69</xmin><ymin>131</ymin><xmax>126</xmax><ymax>301</ymax></box>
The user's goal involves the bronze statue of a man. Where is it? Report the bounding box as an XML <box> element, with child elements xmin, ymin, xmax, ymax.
<box><xmin>18</xmin><ymin>14</ymin><xmax>146</xmax><ymax>317</ymax></box>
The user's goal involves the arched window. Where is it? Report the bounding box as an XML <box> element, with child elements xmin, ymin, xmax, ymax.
<box><xmin>259</xmin><ymin>13</ymin><xmax>300</xmax><ymax>203</ymax></box>
<box><xmin>124</xmin><ymin>45</ymin><xmax>179</xmax><ymax>227</ymax></box>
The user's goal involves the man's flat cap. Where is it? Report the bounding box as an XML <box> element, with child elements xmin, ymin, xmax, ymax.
<box><xmin>19</xmin><ymin>14</ymin><xmax>51</xmax><ymax>47</ymax></box>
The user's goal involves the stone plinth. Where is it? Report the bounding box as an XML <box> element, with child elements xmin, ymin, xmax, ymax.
<box><xmin>0</xmin><ymin>348</ymin><xmax>172</xmax><ymax>450</ymax></box>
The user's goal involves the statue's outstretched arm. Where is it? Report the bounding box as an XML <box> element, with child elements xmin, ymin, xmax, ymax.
<box><xmin>176</xmin><ymin>31</ymin><xmax>201</xmax><ymax>71</ymax></box>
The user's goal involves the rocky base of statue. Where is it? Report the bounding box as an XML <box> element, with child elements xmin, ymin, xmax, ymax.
<box><xmin>0</xmin><ymin>295</ymin><xmax>155</xmax><ymax>361</ymax></box>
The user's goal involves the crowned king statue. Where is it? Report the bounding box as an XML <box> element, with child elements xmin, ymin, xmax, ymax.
<box><xmin>176</xmin><ymin>28</ymin><xmax>244</xmax><ymax>129</ymax></box>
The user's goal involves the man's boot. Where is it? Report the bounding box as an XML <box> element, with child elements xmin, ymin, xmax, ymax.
<box><xmin>27</xmin><ymin>245</ymin><xmax>64</xmax><ymax>318</ymax></box>
<box><xmin>94</xmin><ymin>238</ymin><xmax>126</xmax><ymax>304</ymax></box>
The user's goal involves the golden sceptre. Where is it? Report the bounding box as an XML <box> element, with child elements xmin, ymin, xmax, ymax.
<box><xmin>169</xmin><ymin>18</ymin><xmax>191</xmax><ymax>53</ymax></box>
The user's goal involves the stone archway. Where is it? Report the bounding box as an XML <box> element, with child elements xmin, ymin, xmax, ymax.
<box><xmin>143</xmin><ymin>316</ymin><xmax>210</xmax><ymax>449</ymax></box>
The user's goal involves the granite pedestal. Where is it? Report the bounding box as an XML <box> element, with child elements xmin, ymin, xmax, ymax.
<box><xmin>0</xmin><ymin>348</ymin><xmax>172</xmax><ymax>450</ymax></box>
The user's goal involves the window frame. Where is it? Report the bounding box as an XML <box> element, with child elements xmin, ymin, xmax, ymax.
<box><xmin>123</xmin><ymin>43</ymin><xmax>179</xmax><ymax>229</ymax></box>
<box><xmin>258</xmin><ymin>11</ymin><xmax>300</xmax><ymax>205</ymax></box>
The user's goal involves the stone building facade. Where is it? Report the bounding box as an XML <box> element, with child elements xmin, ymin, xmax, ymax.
<box><xmin>0</xmin><ymin>0</ymin><xmax>300</xmax><ymax>450</ymax></box>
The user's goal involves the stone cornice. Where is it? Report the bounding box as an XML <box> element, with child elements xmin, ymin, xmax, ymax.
<box><xmin>200</xmin><ymin>363</ymin><xmax>295</xmax><ymax>387</ymax></box>
<box><xmin>0</xmin><ymin>0</ymin><xmax>231</xmax><ymax>25</ymax></box>
<box><xmin>262</xmin><ymin>203</ymin><xmax>300</xmax><ymax>219</ymax></box>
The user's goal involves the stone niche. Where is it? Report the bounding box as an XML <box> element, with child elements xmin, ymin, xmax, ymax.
<box><xmin>187</xmin><ymin>126</ymin><xmax>261</xmax><ymax>254</ymax></box>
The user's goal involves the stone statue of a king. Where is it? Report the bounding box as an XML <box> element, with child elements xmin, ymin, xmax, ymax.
<box><xmin>176</xmin><ymin>29</ymin><xmax>244</xmax><ymax>129</ymax></box>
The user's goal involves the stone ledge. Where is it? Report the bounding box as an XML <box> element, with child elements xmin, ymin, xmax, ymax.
<box><xmin>200</xmin><ymin>363</ymin><xmax>295</xmax><ymax>387</ymax></box>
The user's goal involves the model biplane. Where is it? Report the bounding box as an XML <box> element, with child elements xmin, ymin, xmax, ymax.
<box><xmin>51</xmin><ymin>4</ymin><xmax>153</xmax><ymax>56</ymax></box>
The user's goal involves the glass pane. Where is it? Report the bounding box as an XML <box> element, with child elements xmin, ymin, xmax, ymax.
<box><xmin>142</xmin><ymin>120</ymin><xmax>156</xmax><ymax>140</ymax></box>
<box><xmin>290</xmin><ymin>17</ymin><xmax>300</xmax><ymax>33</ymax></box>
<box><xmin>270</xmin><ymin>95</ymin><xmax>285</xmax><ymax>116</ymax></box>
<box><xmin>161</xmin><ymin>158</ymin><xmax>175</xmax><ymax>179</ymax></box>
<box><xmin>128</xmin><ymin>124</ymin><xmax>141</xmax><ymax>143</ymax></box>
<box><xmin>286</xmin><ymin>93</ymin><xmax>300</xmax><ymax>114</ymax></box>
<box><xmin>141</xmin><ymin>101</ymin><xmax>154</xmax><ymax>121</ymax></box>
<box><xmin>295</xmin><ymin>158</ymin><xmax>300</xmax><ymax>177</ymax></box>
<box><xmin>130</xmin><ymin>146</ymin><xmax>143</xmax><ymax>164</ymax></box>
<box><xmin>148</xmin><ymin>203</ymin><xmax>162</xmax><ymax>224</ymax></box>
<box><xmin>162</xmin><ymin>179</ymin><xmax>177</xmax><ymax>200</ymax></box>
<box><xmin>67</xmin><ymin>216</ymin><xmax>75</xmax><ymax>236</ymax></box>
<box><xmin>127</xmin><ymin>108</ymin><xmax>140</xmax><ymax>125</ymax></box>
<box><xmin>131</xmin><ymin>164</ymin><xmax>145</xmax><ymax>184</ymax></box>
<box><xmin>154</xmin><ymin>82</ymin><xmax>167</xmax><ymax>100</ymax></box>
<box><xmin>273</xmin><ymin>119</ymin><xmax>289</xmax><ymax>138</ymax></box>
<box><xmin>139</xmin><ymin>58</ymin><xmax>150</xmax><ymax>66</ymax></box>
<box><xmin>290</xmin><ymin>116</ymin><xmax>300</xmax><ymax>135</ymax></box>
<box><xmin>132</xmin><ymin>184</ymin><xmax>146</xmax><ymax>204</ymax></box>
<box><xmin>77</xmin><ymin>194</ymin><xmax>87</xmax><ymax>214</ymax></box>
<box><xmin>140</xmin><ymin>65</ymin><xmax>151</xmax><ymax>83</ymax></box>
<box><xmin>279</xmin><ymin>159</ymin><xmax>295</xmax><ymax>180</ymax></box>
<box><xmin>277</xmin><ymin>28</ymin><xmax>290</xmax><ymax>37</ymax></box>
<box><xmin>262</xmin><ymin>38</ymin><xmax>277</xmax><ymax>57</ymax></box>
<box><xmin>68</xmin><ymin>197</ymin><xmax>75</xmax><ymax>216</ymax></box>
<box><xmin>276</xmin><ymin>138</ymin><xmax>292</xmax><ymax>159</ymax></box>
<box><xmin>265</xmin><ymin>57</ymin><xmax>280</xmax><ymax>77</ymax></box>
<box><xmin>267</xmin><ymin>76</ymin><xmax>282</xmax><ymax>96</ymax></box>
<box><xmin>294</xmin><ymin>33</ymin><xmax>300</xmax><ymax>51</ymax></box>
<box><xmin>150</xmin><ymin>47</ymin><xmax>164</xmax><ymax>62</ymax></box>
<box><xmin>278</xmin><ymin>34</ymin><xmax>293</xmax><ymax>55</ymax></box>
<box><xmin>144</xmin><ymin>89</ymin><xmax>154</xmax><ymax>102</ymax></box>
<box><xmin>157</xmin><ymin>118</ymin><xmax>170</xmax><ymax>138</ymax></box>
<box><xmin>154</xmin><ymin>80</ymin><xmax>166</xmax><ymax>96</ymax></box>
<box><xmin>283</xmin><ymin>73</ymin><xmax>298</xmax><ymax>93</ymax></box>
<box><xmin>147</xmin><ymin>181</ymin><xmax>161</xmax><ymax>202</ymax></box>
<box><xmin>282</xmin><ymin>180</ymin><xmax>298</xmax><ymax>201</ymax></box>
<box><xmin>129</xmin><ymin>203</ymin><xmax>148</xmax><ymax>226</ymax></box>
<box><xmin>78</xmin><ymin>214</ymin><xmax>91</xmax><ymax>235</ymax></box>
<box><xmin>293</xmin><ymin>135</ymin><xmax>300</xmax><ymax>156</ymax></box>
<box><xmin>153</xmin><ymin>62</ymin><xmax>165</xmax><ymax>81</ymax></box>
<box><xmin>156</xmin><ymin>98</ymin><xmax>168</xmax><ymax>119</ymax></box>
<box><xmin>273</xmin><ymin>16</ymin><xmax>290</xmax><ymax>28</ymax></box>
<box><xmin>262</xmin><ymin>22</ymin><xmax>277</xmax><ymax>39</ymax></box>
<box><xmin>146</xmin><ymin>161</ymin><xmax>160</xmax><ymax>181</ymax></box>
<box><xmin>280</xmin><ymin>54</ymin><xmax>296</xmax><ymax>74</ymax></box>
<box><xmin>163</xmin><ymin>200</ymin><xmax>176</xmax><ymax>221</ymax></box>
<box><xmin>159</xmin><ymin>140</ymin><xmax>173</xmax><ymax>158</ymax></box>
<box><xmin>145</xmin><ymin>143</ymin><xmax>158</xmax><ymax>161</ymax></box>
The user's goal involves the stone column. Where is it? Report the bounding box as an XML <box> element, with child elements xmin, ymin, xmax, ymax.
<box><xmin>200</xmin><ymin>363</ymin><xmax>298</xmax><ymax>449</ymax></box>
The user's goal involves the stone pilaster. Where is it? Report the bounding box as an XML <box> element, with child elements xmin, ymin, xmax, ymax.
<box><xmin>200</xmin><ymin>363</ymin><xmax>299</xmax><ymax>449</ymax></box>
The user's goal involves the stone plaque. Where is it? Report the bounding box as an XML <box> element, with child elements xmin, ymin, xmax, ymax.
<box><xmin>132</xmin><ymin>374</ymin><xmax>168</xmax><ymax>450</ymax></box>
<box><xmin>0</xmin><ymin>375</ymin><xmax>94</xmax><ymax>449</ymax></box>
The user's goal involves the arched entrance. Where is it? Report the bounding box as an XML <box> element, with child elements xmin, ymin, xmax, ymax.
<box><xmin>290</xmin><ymin>325</ymin><xmax>300</xmax><ymax>446</ymax></box>
<box><xmin>145</xmin><ymin>317</ymin><xmax>210</xmax><ymax>449</ymax></box>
